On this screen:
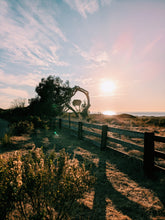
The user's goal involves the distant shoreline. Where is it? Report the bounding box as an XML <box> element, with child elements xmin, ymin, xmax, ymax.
<box><xmin>91</xmin><ymin>112</ymin><xmax>165</xmax><ymax>117</ymax></box>
<box><xmin>117</xmin><ymin>112</ymin><xmax>165</xmax><ymax>117</ymax></box>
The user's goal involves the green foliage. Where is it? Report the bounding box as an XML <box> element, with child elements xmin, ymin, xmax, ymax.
<box><xmin>29</xmin><ymin>75</ymin><xmax>73</xmax><ymax>116</ymax></box>
<box><xmin>0</xmin><ymin>148</ymin><xmax>95</xmax><ymax>219</ymax></box>
<box><xmin>11</xmin><ymin>121</ymin><xmax>34</xmax><ymax>135</ymax></box>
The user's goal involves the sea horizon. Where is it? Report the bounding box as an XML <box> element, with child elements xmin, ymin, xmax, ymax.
<box><xmin>92</xmin><ymin>111</ymin><xmax>165</xmax><ymax>117</ymax></box>
<box><xmin>118</xmin><ymin>112</ymin><xmax>165</xmax><ymax>117</ymax></box>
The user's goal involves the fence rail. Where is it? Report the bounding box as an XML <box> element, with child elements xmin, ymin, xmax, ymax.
<box><xmin>154</xmin><ymin>135</ymin><xmax>165</xmax><ymax>143</ymax></box>
<box><xmin>107</xmin><ymin>136</ymin><xmax>144</xmax><ymax>152</ymax></box>
<box><xmin>55</xmin><ymin>117</ymin><xmax>165</xmax><ymax>176</ymax></box>
<box><xmin>83</xmin><ymin>129</ymin><xmax>101</xmax><ymax>138</ymax></box>
<box><xmin>83</xmin><ymin>122</ymin><xmax>102</xmax><ymax>130</ymax></box>
<box><xmin>108</xmin><ymin>127</ymin><xmax>144</xmax><ymax>138</ymax></box>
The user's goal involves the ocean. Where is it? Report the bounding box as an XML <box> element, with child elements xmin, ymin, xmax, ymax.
<box><xmin>118</xmin><ymin>112</ymin><xmax>165</xmax><ymax>117</ymax></box>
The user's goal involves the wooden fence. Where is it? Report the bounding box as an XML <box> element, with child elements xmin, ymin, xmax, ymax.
<box><xmin>54</xmin><ymin>117</ymin><xmax>165</xmax><ymax>176</ymax></box>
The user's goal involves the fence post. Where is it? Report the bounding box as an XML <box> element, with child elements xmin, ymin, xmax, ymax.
<box><xmin>144</xmin><ymin>132</ymin><xmax>154</xmax><ymax>176</ymax></box>
<box><xmin>101</xmin><ymin>125</ymin><xmax>108</xmax><ymax>151</ymax></box>
<box><xmin>59</xmin><ymin>118</ymin><xmax>62</xmax><ymax>129</ymax></box>
<box><xmin>78</xmin><ymin>122</ymin><xmax>83</xmax><ymax>140</ymax></box>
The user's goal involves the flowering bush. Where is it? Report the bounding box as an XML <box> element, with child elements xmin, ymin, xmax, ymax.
<box><xmin>0</xmin><ymin>148</ymin><xmax>95</xmax><ymax>219</ymax></box>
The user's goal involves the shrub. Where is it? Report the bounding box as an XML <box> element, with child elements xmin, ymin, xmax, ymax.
<box><xmin>10</xmin><ymin>120</ymin><xmax>34</xmax><ymax>135</ymax></box>
<box><xmin>29</xmin><ymin>116</ymin><xmax>49</xmax><ymax>129</ymax></box>
<box><xmin>1</xmin><ymin>134</ymin><xmax>12</xmax><ymax>148</ymax></box>
<box><xmin>0</xmin><ymin>148</ymin><xmax>95</xmax><ymax>219</ymax></box>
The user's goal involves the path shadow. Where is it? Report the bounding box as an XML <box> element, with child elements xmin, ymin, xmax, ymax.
<box><xmin>103</xmin><ymin>147</ymin><xmax>165</xmax><ymax>207</ymax></box>
<box><xmin>76</xmin><ymin>154</ymin><xmax>152</xmax><ymax>220</ymax></box>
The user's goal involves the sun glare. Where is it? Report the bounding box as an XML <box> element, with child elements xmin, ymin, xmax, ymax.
<box><xmin>103</xmin><ymin>110</ymin><xmax>116</xmax><ymax>116</ymax></box>
<box><xmin>100</xmin><ymin>80</ymin><xmax>116</xmax><ymax>94</ymax></box>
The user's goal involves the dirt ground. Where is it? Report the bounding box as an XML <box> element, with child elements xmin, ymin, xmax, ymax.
<box><xmin>1</xmin><ymin>125</ymin><xmax>165</xmax><ymax>220</ymax></box>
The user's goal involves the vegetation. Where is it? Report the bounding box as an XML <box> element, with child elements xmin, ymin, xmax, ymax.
<box><xmin>1</xmin><ymin>134</ymin><xmax>12</xmax><ymax>148</ymax></box>
<box><xmin>0</xmin><ymin>147</ymin><xmax>95</xmax><ymax>219</ymax></box>
<box><xmin>29</xmin><ymin>116</ymin><xmax>49</xmax><ymax>130</ymax></box>
<box><xmin>10</xmin><ymin>98</ymin><xmax>26</xmax><ymax>109</ymax></box>
<box><xmin>88</xmin><ymin>113</ymin><xmax>165</xmax><ymax>129</ymax></box>
<box><xmin>29</xmin><ymin>76</ymin><xmax>73</xmax><ymax>117</ymax></box>
<box><xmin>10</xmin><ymin>121</ymin><xmax>34</xmax><ymax>135</ymax></box>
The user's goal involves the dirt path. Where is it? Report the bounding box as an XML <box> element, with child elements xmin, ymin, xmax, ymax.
<box><xmin>1</xmin><ymin>127</ymin><xmax>165</xmax><ymax>219</ymax></box>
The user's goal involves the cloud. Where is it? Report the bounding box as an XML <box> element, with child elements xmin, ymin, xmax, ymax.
<box><xmin>0</xmin><ymin>0</ymin><xmax>68</xmax><ymax>67</ymax></box>
<box><xmin>100</xmin><ymin>0</ymin><xmax>113</xmax><ymax>6</ymax></box>
<box><xmin>74</xmin><ymin>44</ymin><xmax>110</xmax><ymax>66</ymax></box>
<box><xmin>0</xmin><ymin>69</ymin><xmax>76</xmax><ymax>89</ymax></box>
<box><xmin>64</xmin><ymin>0</ymin><xmax>112</xmax><ymax>18</ymax></box>
<box><xmin>64</xmin><ymin>0</ymin><xmax>99</xmax><ymax>18</ymax></box>
<box><xmin>74</xmin><ymin>77</ymin><xmax>94</xmax><ymax>86</ymax></box>
<box><xmin>0</xmin><ymin>87</ymin><xmax>29</xmax><ymax>98</ymax></box>
<box><xmin>0</xmin><ymin>69</ymin><xmax>43</xmax><ymax>87</ymax></box>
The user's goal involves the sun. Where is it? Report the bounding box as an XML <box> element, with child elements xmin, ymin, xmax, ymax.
<box><xmin>100</xmin><ymin>80</ymin><xmax>116</xmax><ymax>94</ymax></box>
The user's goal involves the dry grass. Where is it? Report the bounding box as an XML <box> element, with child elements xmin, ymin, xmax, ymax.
<box><xmin>50</xmin><ymin>128</ymin><xmax>165</xmax><ymax>219</ymax></box>
<box><xmin>81</xmin><ymin>114</ymin><xmax>165</xmax><ymax>167</ymax></box>
<box><xmin>88</xmin><ymin>114</ymin><xmax>165</xmax><ymax>134</ymax></box>
<box><xmin>1</xmin><ymin>115</ymin><xmax>165</xmax><ymax>219</ymax></box>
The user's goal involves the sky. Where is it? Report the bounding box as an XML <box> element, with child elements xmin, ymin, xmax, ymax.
<box><xmin>0</xmin><ymin>0</ymin><xmax>165</xmax><ymax>113</ymax></box>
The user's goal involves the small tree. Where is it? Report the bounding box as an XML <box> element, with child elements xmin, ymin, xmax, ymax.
<box><xmin>29</xmin><ymin>76</ymin><xmax>73</xmax><ymax>116</ymax></box>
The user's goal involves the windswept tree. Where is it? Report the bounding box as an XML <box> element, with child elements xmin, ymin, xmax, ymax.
<box><xmin>29</xmin><ymin>75</ymin><xmax>91</xmax><ymax>118</ymax></box>
<box><xmin>29</xmin><ymin>75</ymin><xmax>73</xmax><ymax>116</ymax></box>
